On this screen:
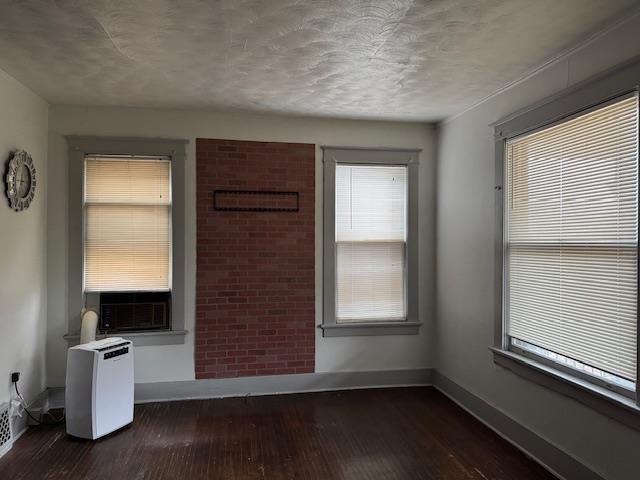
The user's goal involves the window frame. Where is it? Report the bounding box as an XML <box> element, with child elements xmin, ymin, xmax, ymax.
<box><xmin>65</xmin><ymin>137</ymin><xmax>188</xmax><ymax>346</ymax></box>
<box><xmin>493</xmin><ymin>57</ymin><xmax>640</xmax><ymax>428</ymax></box>
<box><xmin>321</xmin><ymin>146</ymin><xmax>421</xmax><ymax>337</ymax></box>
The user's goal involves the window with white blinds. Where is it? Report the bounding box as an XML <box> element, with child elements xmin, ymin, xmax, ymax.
<box><xmin>505</xmin><ymin>94</ymin><xmax>639</xmax><ymax>385</ymax></box>
<box><xmin>84</xmin><ymin>156</ymin><xmax>172</xmax><ymax>292</ymax></box>
<box><xmin>335</xmin><ymin>165</ymin><xmax>407</xmax><ymax>322</ymax></box>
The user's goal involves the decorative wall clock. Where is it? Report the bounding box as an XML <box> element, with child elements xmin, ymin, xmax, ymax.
<box><xmin>4</xmin><ymin>150</ymin><xmax>36</xmax><ymax>211</ymax></box>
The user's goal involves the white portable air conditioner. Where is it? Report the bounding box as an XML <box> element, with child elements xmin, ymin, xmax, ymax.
<box><xmin>65</xmin><ymin>337</ymin><xmax>134</xmax><ymax>439</ymax></box>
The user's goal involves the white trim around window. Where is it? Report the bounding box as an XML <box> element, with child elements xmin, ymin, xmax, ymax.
<box><xmin>321</xmin><ymin>147</ymin><xmax>421</xmax><ymax>337</ymax></box>
<box><xmin>65</xmin><ymin>136</ymin><xmax>188</xmax><ymax>346</ymax></box>
<box><xmin>493</xmin><ymin>56</ymin><xmax>640</xmax><ymax>430</ymax></box>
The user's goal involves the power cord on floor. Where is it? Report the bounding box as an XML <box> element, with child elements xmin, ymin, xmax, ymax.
<box><xmin>13</xmin><ymin>379</ymin><xmax>65</xmax><ymax>425</ymax></box>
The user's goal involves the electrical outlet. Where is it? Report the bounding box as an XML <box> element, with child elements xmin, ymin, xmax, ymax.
<box><xmin>10</xmin><ymin>372</ymin><xmax>19</xmax><ymax>383</ymax></box>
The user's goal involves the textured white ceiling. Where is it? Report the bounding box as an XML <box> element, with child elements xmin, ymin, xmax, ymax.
<box><xmin>0</xmin><ymin>0</ymin><xmax>636</xmax><ymax>121</ymax></box>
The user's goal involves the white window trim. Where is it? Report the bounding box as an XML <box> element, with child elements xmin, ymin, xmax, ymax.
<box><xmin>321</xmin><ymin>146</ymin><xmax>421</xmax><ymax>337</ymax></box>
<box><xmin>65</xmin><ymin>137</ymin><xmax>188</xmax><ymax>347</ymax></box>
<box><xmin>493</xmin><ymin>57</ymin><xmax>640</xmax><ymax>429</ymax></box>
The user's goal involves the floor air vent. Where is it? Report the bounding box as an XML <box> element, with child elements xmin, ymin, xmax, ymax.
<box><xmin>0</xmin><ymin>403</ymin><xmax>13</xmax><ymax>457</ymax></box>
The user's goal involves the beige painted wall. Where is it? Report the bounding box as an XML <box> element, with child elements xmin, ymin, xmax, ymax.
<box><xmin>435</xmin><ymin>12</ymin><xmax>640</xmax><ymax>480</ymax></box>
<box><xmin>47</xmin><ymin>108</ymin><xmax>436</xmax><ymax>386</ymax></box>
<box><xmin>0</xmin><ymin>69</ymin><xmax>48</xmax><ymax>409</ymax></box>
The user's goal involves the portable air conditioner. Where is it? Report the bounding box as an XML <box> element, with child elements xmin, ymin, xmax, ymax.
<box><xmin>65</xmin><ymin>337</ymin><xmax>134</xmax><ymax>439</ymax></box>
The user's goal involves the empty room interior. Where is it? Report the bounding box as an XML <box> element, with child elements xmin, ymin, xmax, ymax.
<box><xmin>2</xmin><ymin>1</ymin><xmax>640</xmax><ymax>479</ymax></box>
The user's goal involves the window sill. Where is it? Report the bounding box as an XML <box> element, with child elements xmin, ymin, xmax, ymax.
<box><xmin>63</xmin><ymin>329</ymin><xmax>188</xmax><ymax>347</ymax></box>
<box><xmin>491</xmin><ymin>347</ymin><xmax>640</xmax><ymax>431</ymax></box>
<box><xmin>320</xmin><ymin>321</ymin><xmax>421</xmax><ymax>337</ymax></box>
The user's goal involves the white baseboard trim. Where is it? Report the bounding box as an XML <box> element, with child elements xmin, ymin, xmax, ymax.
<box><xmin>48</xmin><ymin>387</ymin><xmax>64</xmax><ymax>410</ymax></box>
<box><xmin>136</xmin><ymin>368</ymin><xmax>434</xmax><ymax>403</ymax></box>
<box><xmin>47</xmin><ymin>368</ymin><xmax>433</xmax><ymax>408</ymax></box>
<box><xmin>432</xmin><ymin>371</ymin><xmax>604</xmax><ymax>480</ymax></box>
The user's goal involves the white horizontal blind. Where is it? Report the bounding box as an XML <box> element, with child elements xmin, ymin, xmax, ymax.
<box><xmin>84</xmin><ymin>157</ymin><xmax>171</xmax><ymax>292</ymax></box>
<box><xmin>506</xmin><ymin>94</ymin><xmax>639</xmax><ymax>381</ymax></box>
<box><xmin>335</xmin><ymin>165</ymin><xmax>407</xmax><ymax>322</ymax></box>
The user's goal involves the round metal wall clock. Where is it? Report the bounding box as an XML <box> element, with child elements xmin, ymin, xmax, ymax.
<box><xmin>4</xmin><ymin>150</ymin><xmax>36</xmax><ymax>211</ymax></box>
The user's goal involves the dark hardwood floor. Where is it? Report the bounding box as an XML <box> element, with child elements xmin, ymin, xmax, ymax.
<box><xmin>0</xmin><ymin>387</ymin><xmax>556</xmax><ymax>480</ymax></box>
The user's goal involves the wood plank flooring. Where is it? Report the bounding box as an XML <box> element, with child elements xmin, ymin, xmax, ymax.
<box><xmin>0</xmin><ymin>387</ymin><xmax>556</xmax><ymax>479</ymax></box>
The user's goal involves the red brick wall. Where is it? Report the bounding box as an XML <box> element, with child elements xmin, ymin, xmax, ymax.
<box><xmin>195</xmin><ymin>139</ymin><xmax>315</xmax><ymax>379</ymax></box>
